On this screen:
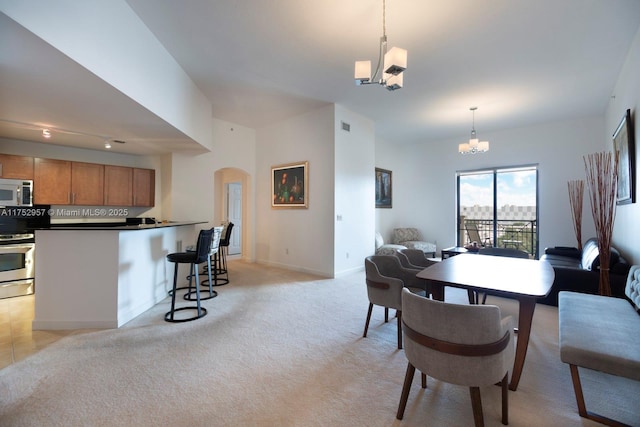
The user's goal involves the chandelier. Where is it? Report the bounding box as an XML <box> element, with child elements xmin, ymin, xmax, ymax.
<box><xmin>354</xmin><ymin>0</ymin><xmax>407</xmax><ymax>91</ymax></box>
<box><xmin>459</xmin><ymin>107</ymin><xmax>489</xmax><ymax>154</ymax></box>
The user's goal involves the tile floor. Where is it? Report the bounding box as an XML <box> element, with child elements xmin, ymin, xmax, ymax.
<box><xmin>0</xmin><ymin>295</ymin><xmax>82</xmax><ymax>370</ymax></box>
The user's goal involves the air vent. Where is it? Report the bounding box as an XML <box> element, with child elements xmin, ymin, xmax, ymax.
<box><xmin>341</xmin><ymin>121</ymin><xmax>351</xmax><ymax>132</ymax></box>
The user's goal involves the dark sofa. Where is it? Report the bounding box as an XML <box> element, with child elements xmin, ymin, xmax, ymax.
<box><xmin>538</xmin><ymin>237</ymin><xmax>630</xmax><ymax>306</ymax></box>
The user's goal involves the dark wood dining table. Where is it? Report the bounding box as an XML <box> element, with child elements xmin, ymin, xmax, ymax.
<box><xmin>416</xmin><ymin>253</ymin><xmax>555</xmax><ymax>391</ymax></box>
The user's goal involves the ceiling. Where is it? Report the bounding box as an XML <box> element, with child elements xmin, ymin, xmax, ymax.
<box><xmin>1</xmin><ymin>0</ymin><xmax>640</xmax><ymax>155</ymax></box>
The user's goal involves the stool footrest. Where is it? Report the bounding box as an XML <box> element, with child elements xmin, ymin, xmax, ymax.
<box><xmin>164</xmin><ymin>306</ymin><xmax>207</xmax><ymax>322</ymax></box>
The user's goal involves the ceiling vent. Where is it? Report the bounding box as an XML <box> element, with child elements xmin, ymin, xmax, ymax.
<box><xmin>341</xmin><ymin>121</ymin><xmax>351</xmax><ymax>132</ymax></box>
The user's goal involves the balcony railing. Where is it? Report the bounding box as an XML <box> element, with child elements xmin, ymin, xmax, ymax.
<box><xmin>460</xmin><ymin>218</ymin><xmax>538</xmax><ymax>259</ymax></box>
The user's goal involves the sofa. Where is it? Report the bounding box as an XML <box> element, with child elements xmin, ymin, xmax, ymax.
<box><xmin>392</xmin><ymin>228</ymin><xmax>436</xmax><ymax>257</ymax></box>
<box><xmin>538</xmin><ymin>237</ymin><xmax>631</xmax><ymax>306</ymax></box>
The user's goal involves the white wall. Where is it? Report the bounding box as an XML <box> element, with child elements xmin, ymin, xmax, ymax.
<box><xmin>607</xmin><ymin>26</ymin><xmax>640</xmax><ymax>264</ymax></box>
<box><xmin>334</xmin><ymin>105</ymin><xmax>375</xmax><ymax>275</ymax></box>
<box><xmin>1</xmin><ymin>0</ymin><xmax>212</xmax><ymax>149</ymax></box>
<box><xmin>374</xmin><ymin>136</ymin><xmax>405</xmax><ymax>245</ymax></box>
<box><xmin>255</xmin><ymin>105</ymin><xmax>335</xmax><ymax>276</ymax></box>
<box><xmin>381</xmin><ymin>116</ymin><xmax>605</xmax><ymax>257</ymax></box>
<box><xmin>168</xmin><ymin>119</ymin><xmax>256</xmax><ymax>246</ymax></box>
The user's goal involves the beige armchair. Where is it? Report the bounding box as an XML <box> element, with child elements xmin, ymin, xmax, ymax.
<box><xmin>397</xmin><ymin>289</ymin><xmax>515</xmax><ymax>426</ymax></box>
<box><xmin>392</xmin><ymin>228</ymin><xmax>436</xmax><ymax>257</ymax></box>
<box><xmin>363</xmin><ymin>256</ymin><xmax>427</xmax><ymax>349</ymax></box>
<box><xmin>375</xmin><ymin>231</ymin><xmax>406</xmax><ymax>255</ymax></box>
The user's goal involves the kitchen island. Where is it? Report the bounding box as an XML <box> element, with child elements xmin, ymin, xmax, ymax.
<box><xmin>33</xmin><ymin>221</ymin><xmax>205</xmax><ymax>329</ymax></box>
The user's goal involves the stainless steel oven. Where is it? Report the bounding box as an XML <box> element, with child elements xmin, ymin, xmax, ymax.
<box><xmin>0</xmin><ymin>234</ymin><xmax>35</xmax><ymax>299</ymax></box>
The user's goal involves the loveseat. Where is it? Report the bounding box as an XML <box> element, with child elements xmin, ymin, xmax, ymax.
<box><xmin>538</xmin><ymin>237</ymin><xmax>630</xmax><ymax>305</ymax></box>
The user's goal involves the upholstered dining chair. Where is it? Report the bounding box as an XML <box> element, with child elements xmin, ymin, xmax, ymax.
<box><xmin>397</xmin><ymin>288</ymin><xmax>515</xmax><ymax>426</ymax></box>
<box><xmin>396</xmin><ymin>248</ymin><xmax>437</xmax><ymax>269</ymax></box>
<box><xmin>363</xmin><ymin>255</ymin><xmax>428</xmax><ymax>349</ymax></box>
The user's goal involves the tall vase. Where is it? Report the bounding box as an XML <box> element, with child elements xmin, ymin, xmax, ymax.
<box><xmin>599</xmin><ymin>267</ymin><xmax>611</xmax><ymax>297</ymax></box>
<box><xmin>583</xmin><ymin>151</ymin><xmax>618</xmax><ymax>297</ymax></box>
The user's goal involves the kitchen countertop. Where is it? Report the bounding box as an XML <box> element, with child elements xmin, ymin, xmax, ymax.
<box><xmin>39</xmin><ymin>221</ymin><xmax>206</xmax><ymax>231</ymax></box>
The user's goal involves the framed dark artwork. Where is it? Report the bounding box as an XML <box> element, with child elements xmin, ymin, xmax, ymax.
<box><xmin>613</xmin><ymin>109</ymin><xmax>635</xmax><ymax>205</ymax></box>
<box><xmin>375</xmin><ymin>167</ymin><xmax>392</xmax><ymax>208</ymax></box>
<box><xmin>272</xmin><ymin>161</ymin><xmax>308</xmax><ymax>208</ymax></box>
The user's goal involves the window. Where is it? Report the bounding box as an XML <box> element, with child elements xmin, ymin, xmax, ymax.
<box><xmin>457</xmin><ymin>165</ymin><xmax>539</xmax><ymax>258</ymax></box>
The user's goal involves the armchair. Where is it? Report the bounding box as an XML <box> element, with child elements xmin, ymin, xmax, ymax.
<box><xmin>392</xmin><ymin>228</ymin><xmax>436</xmax><ymax>257</ymax></box>
<box><xmin>375</xmin><ymin>231</ymin><xmax>406</xmax><ymax>255</ymax></box>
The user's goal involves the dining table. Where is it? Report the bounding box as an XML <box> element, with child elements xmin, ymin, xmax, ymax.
<box><xmin>416</xmin><ymin>253</ymin><xmax>555</xmax><ymax>391</ymax></box>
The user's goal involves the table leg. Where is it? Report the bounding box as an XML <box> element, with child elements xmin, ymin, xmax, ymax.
<box><xmin>431</xmin><ymin>283</ymin><xmax>445</xmax><ymax>301</ymax></box>
<box><xmin>509</xmin><ymin>296</ymin><xmax>536</xmax><ymax>391</ymax></box>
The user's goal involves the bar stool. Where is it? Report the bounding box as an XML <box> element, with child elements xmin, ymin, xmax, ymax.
<box><xmin>212</xmin><ymin>222</ymin><xmax>234</xmax><ymax>286</ymax></box>
<box><xmin>186</xmin><ymin>225</ymin><xmax>223</xmax><ymax>299</ymax></box>
<box><xmin>165</xmin><ymin>228</ymin><xmax>214</xmax><ymax>322</ymax></box>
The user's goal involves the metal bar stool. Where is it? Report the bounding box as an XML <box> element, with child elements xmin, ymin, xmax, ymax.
<box><xmin>185</xmin><ymin>226</ymin><xmax>223</xmax><ymax>299</ymax></box>
<box><xmin>165</xmin><ymin>228</ymin><xmax>214</xmax><ymax>322</ymax></box>
<box><xmin>210</xmin><ymin>222</ymin><xmax>234</xmax><ymax>286</ymax></box>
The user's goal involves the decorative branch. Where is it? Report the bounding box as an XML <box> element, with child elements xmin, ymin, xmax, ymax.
<box><xmin>567</xmin><ymin>180</ymin><xmax>584</xmax><ymax>251</ymax></box>
<box><xmin>583</xmin><ymin>151</ymin><xmax>618</xmax><ymax>296</ymax></box>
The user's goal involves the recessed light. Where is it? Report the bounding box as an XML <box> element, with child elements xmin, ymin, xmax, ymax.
<box><xmin>104</xmin><ymin>142</ymin><xmax>112</xmax><ymax>149</ymax></box>
<box><xmin>42</xmin><ymin>129</ymin><xmax>51</xmax><ymax>138</ymax></box>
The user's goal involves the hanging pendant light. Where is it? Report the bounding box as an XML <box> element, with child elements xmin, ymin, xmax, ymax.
<box><xmin>459</xmin><ymin>107</ymin><xmax>489</xmax><ymax>154</ymax></box>
<box><xmin>354</xmin><ymin>0</ymin><xmax>407</xmax><ymax>91</ymax></box>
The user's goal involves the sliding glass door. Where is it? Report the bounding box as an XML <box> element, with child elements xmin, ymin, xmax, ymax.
<box><xmin>457</xmin><ymin>165</ymin><xmax>539</xmax><ymax>258</ymax></box>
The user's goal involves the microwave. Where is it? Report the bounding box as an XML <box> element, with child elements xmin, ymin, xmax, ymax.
<box><xmin>0</xmin><ymin>178</ymin><xmax>33</xmax><ymax>207</ymax></box>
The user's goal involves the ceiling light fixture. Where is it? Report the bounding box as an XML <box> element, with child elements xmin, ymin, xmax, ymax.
<box><xmin>354</xmin><ymin>0</ymin><xmax>407</xmax><ymax>91</ymax></box>
<box><xmin>1</xmin><ymin>119</ymin><xmax>126</xmax><ymax>150</ymax></box>
<box><xmin>459</xmin><ymin>107</ymin><xmax>489</xmax><ymax>154</ymax></box>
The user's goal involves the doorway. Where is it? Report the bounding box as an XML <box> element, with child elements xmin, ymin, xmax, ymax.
<box><xmin>226</xmin><ymin>182</ymin><xmax>242</xmax><ymax>255</ymax></box>
<box><xmin>457</xmin><ymin>165</ymin><xmax>539</xmax><ymax>258</ymax></box>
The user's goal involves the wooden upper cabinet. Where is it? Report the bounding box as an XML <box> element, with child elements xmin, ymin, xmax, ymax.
<box><xmin>0</xmin><ymin>154</ymin><xmax>34</xmax><ymax>179</ymax></box>
<box><xmin>104</xmin><ymin>165</ymin><xmax>133</xmax><ymax>206</ymax></box>
<box><xmin>71</xmin><ymin>162</ymin><xmax>104</xmax><ymax>205</ymax></box>
<box><xmin>133</xmin><ymin>168</ymin><xmax>155</xmax><ymax>207</ymax></box>
<box><xmin>34</xmin><ymin>158</ymin><xmax>72</xmax><ymax>204</ymax></box>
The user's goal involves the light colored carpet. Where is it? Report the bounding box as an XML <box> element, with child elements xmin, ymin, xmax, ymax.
<box><xmin>1</xmin><ymin>260</ymin><xmax>638</xmax><ymax>426</ymax></box>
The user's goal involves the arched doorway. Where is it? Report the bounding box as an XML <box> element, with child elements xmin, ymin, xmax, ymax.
<box><xmin>214</xmin><ymin>168</ymin><xmax>251</xmax><ymax>260</ymax></box>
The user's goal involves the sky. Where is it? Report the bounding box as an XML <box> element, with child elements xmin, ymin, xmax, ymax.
<box><xmin>459</xmin><ymin>169</ymin><xmax>537</xmax><ymax>207</ymax></box>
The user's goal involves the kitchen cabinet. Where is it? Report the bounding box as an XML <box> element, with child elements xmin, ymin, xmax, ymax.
<box><xmin>71</xmin><ymin>162</ymin><xmax>104</xmax><ymax>205</ymax></box>
<box><xmin>34</xmin><ymin>158</ymin><xmax>71</xmax><ymax>204</ymax></box>
<box><xmin>28</xmin><ymin>156</ymin><xmax>154</xmax><ymax>208</ymax></box>
<box><xmin>133</xmin><ymin>168</ymin><xmax>155</xmax><ymax>207</ymax></box>
<box><xmin>0</xmin><ymin>154</ymin><xmax>34</xmax><ymax>179</ymax></box>
<box><xmin>104</xmin><ymin>165</ymin><xmax>133</xmax><ymax>206</ymax></box>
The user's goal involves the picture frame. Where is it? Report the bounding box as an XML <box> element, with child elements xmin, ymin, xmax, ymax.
<box><xmin>271</xmin><ymin>161</ymin><xmax>308</xmax><ymax>208</ymax></box>
<box><xmin>375</xmin><ymin>167</ymin><xmax>392</xmax><ymax>208</ymax></box>
<box><xmin>612</xmin><ymin>109</ymin><xmax>635</xmax><ymax>205</ymax></box>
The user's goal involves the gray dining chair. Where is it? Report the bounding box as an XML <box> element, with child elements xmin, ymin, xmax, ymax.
<box><xmin>397</xmin><ymin>288</ymin><xmax>515</xmax><ymax>426</ymax></box>
<box><xmin>363</xmin><ymin>255</ymin><xmax>427</xmax><ymax>349</ymax></box>
<box><xmin>396</xmin><ymin>248</ymin><xmax>437</xmax><ymax>270</ymax></box>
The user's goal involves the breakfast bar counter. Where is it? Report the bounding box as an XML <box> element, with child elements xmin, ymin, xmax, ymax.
<box><xmin>33</xmin><ymin>221</ymin><xmax>205</xmax><ymax>330</ymax></box>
